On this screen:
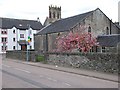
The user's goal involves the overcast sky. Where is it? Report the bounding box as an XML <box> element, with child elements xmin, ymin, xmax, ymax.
<box><xmin>0</xmin><ymin>0</ymin><xmax>119</xmax><ymax>24</ymax></box>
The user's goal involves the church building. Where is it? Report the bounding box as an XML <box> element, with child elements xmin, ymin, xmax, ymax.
<box><xmin>35</xmin><ymin>6</ymin><xmax>120</xmax><ymax>53</ymax></box>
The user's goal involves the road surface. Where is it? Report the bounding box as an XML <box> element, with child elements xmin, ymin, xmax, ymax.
<box><xmin>1</xmin><ymin>55</ymin><xmax>118</xmax><ymax>88</ymax></box>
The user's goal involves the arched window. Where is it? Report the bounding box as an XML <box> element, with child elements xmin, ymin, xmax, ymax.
<box><xmin>49</xmin><ymin>11</ymin><xmax>51</xmax><ymax>18</ymax></box>
<box><xmin>57</xmin><ymin>13</ymin><xmax>59</xmax><ymax>19</ymax></box>
<box><xmin>106</xmin><ymin>27</ymin><xmax>109</xmax><ymax>35</ymax></box>
<box><xmin>88</xmin><ymin>26</ymin><xmax>91</xmax><ymax>33</ymax></box>
<box><xmin>53</xmin><ymin>12</ymin><xmax>55</xmax><ymax>18</ymax></box>
<box><xmin>58</xmin><ymin>32</ymin><xmax>60</xmax><ymax>36</ymax></box>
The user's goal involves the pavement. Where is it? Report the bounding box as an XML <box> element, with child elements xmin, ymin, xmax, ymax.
<box><xmin>3</xmin><ymin>58</ymin><xmax>119</xmax><ymax>83</ymax></box>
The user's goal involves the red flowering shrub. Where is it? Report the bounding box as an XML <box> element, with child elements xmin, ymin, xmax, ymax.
<box><xmin>55</xmin><ymin>31</ymin><xmax>98</xmax><ymax>52</ymax></box>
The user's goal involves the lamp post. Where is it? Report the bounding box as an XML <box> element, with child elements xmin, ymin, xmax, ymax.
<box><xmin>26</xmin><ymin>24</ymin><xmax>31</xmax><ymax>61</ymax></box>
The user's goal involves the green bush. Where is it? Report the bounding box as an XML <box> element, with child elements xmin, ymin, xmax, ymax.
<box><xmin>36</xmin><ymin>55</ymin><xmax>45</xmax><ymax>62</ymax></box>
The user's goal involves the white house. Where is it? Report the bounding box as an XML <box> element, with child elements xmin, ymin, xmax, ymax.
<box><xmin>0</xmin><ymin>17</ymin><xmax>43</xmax><ymax>53</ymax></box>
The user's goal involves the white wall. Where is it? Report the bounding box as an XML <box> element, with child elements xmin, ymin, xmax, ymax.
<box><xmin>17</xmin><ymin>28</ymin><xmax>37</xmax><ymax>50</ymax></box>
<box><xmin>25</xmin><ymin>28</ymin><xmax>37</xmax><ymax>50</ymax></box>
<box><xmin>0</xmin><ymin>28</ymin><xmax>8</xmax><ymax>53</ymax></box>
<box><xmin>7</xmin><ymin>27</ymin><xmax>17</xmax><ymax>50</ymax></box>
<box><xmin>0</xmin><ymin>27</ymin><xmax>37</xmax><ymax>53</ymax></box>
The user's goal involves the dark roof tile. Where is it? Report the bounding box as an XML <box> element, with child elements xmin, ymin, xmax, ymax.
<box><xmin>0</xmin><ymin>17</ymin><xmax>43</xmax><ymax>30</ymax></box>
<box><xmin>37</xmin><ymin>10</ymin><xmax>94</xmax><ymax>35</ymax></box>
<box><xmin>97</xmin><ymin>34</ymin><xmax>120</xmax><ymax>47</ymax></box>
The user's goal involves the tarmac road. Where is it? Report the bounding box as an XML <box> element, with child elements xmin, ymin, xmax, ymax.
<box><xmin>2</xmin><ymin>58</ymin><xmax>118</xmax><ymax>88</ymax></box>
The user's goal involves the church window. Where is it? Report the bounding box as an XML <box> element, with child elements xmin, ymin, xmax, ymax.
<box><xmin>88</xmin><ymin>26</ymin><xmax>91</xmax><ymax>33</ymax></box>
<box><xmin>57</xmin><ymin>13</ymin><xmax>59</xmax><ymax>19</ymax></box>
<box><xmin>58</xmin><ymin>32</ymin><xmax>60</xmax><ymax>36</ymax></box>
<box><xmin>53</xmin><ymin>12</ymin><xmax>55</xmax><ymax>18</ymax></box>
<box><xmin>49</xmin><ymin>11</ymin><xmax>51</xmax><ymax>18</ymax></box>
<box><xmin>106</xmin><ymin>27</ymin><xmax>109</xmax><ymax>35</ymax></box>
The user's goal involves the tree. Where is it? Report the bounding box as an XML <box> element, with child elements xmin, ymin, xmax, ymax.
<box><xmin>55</xmin><ymin>25</ymin><xmax>98</xmax><ymax>52</ymax></box>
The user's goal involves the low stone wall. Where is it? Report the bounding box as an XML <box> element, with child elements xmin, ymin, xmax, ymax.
<box><xmin>47</xmin><ymin>52</ymin><xmax>119</xmax><ymax>74</ymax></box>
<box><xmin>6</xmin><ymin>50</ymin><xmax>37</xmax><ymax>61</ymax></box>
<box><xmin>6</xmin><ymin>50</ymin><xmax>119</xmax><ymax>74</ymax></box>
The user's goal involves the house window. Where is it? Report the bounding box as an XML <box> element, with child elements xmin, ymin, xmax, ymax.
<box><xmin>30</xmin><ymin>46</ymin><xmax>32</xmax><ymax>49</ymax></box>
<box><xmin>1</xmin><ymin>31</ymin><xmax>4</xmax><ymax>34</ymax></box>
<box><xmin>1</xmin><ymin>29</ymin><xmax>7</xmax><ymax>34</ymax></box>
<box><xmin>4</xmin><ymin>30</ymin><xmax>7</xmax><ymax>34</ymax></box>
<box><xmin>2</xmin><ymin>38</ymin><xmax>4</xmax><ymax>42</ymax></box>
<box><xmin>20</xmin><ymin>34</ymin><xmax>24</xmax><ymax>38</ymax></box>
<box><xmin>13</xmin><ymin>46</ymin><xmax>15</xmax><ymax>50</ymax></box>
<box><xmin>13</xmin><ymin>38</ymin><xmax>15</xmax><ymax>42</ymax></box>
<box><xmin>1</xmin><ymin>46</ymin><xmax>3</xmax><ymax>51</ymax></box>
<box><xmin>13</xmin><ymin>30</ymin><xmax>15</xmax><ymax>34</ymax></box>
<box><xmin>102</xmin><ymin>47</ymin><xmax>105</xmax><ymax>52</ymax></box>
<box><xmin>90</xmin><ymin>46</ymin><xmax>98</xmax><ymax>52</ymax></box>
<box><xmin>5</xmin><ymin>46</ymin><xmax>7</xmax><ymax>50</ymax></box>
<box><xmin>1</xmin><ymin>37</ymin><xmax>7</xmax><ymax>43</ymax></box>
<box><xmin>95</xmin><ymin>46</ymin><xmax>98</xmax><ymax>52</ymax></box>
<box><xmin>89</xmin><ymin>47</ymin><xmax>94</xmax><ymax>52</ymax></box>
<box><xmin>88</xmin><ymin>26</ymin><xmax>91</xmax><ymax>33</ymax></box>
<box><xmin>2</xmin><ymin>46</ymin><xmax>7</xmax><ymax>51</ymax></box>
<box><xmin>91</xmin><ymin>47</ymin><xmax>94</xmax><ymax>52</ymax></box>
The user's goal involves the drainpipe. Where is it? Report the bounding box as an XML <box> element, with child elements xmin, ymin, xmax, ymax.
<box><xmin>45</xmin><ymin>34</ymin><xmax>48</xmax><ymax>60</ymax></box>
<box><xmin>110</xmin><ymin>19</ymin><xmax>112</xmax><ymax>34</ymax></box>
<box><xmin>45</xmin><ymin>34</ymin><xmax>48</xmax><ymax>52</ymax></box>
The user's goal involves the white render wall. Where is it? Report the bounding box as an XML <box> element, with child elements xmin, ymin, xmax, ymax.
<box><xmin>0</xmin><ymin>28</ymin><xmax>8</xmax><ymax>53</ymax></box>
<box><xmin>7</xmin><ymin>27</ymin><xmax>17</xmax><ymax>50</ymax></box>
<box><xmin>0</xmin><ymin>27</ymin><xmax>37</xmax><ymax>53</ymax></box>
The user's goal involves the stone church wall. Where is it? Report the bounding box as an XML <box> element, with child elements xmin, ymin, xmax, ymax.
<box><xmin>35</xmin><ymin>9</ymin><xmax>119</xmax><ymax>52</ymax></box>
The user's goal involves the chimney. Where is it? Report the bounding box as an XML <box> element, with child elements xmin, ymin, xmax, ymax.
<box><xmin>37</xmin><ymin>17</ymin><xmax>40</xmax><ymax>22</ymax></box>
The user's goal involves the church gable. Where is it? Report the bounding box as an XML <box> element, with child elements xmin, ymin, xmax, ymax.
<box><xmin>35</xmin><ymin>8</ymin><xmax>119</xmax><ymax>52</ymax></box>
<box><xmin>37</xmin><ymin>10</ymin><xmax>94</xmax><ymax>35</ymax></box>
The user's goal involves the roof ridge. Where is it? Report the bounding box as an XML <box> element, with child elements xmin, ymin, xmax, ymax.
<box><xmin>59</xmin><ymin>9</ymin><xmax>95</xmax><ymax>21</ymax></box>
<box><xmin>37</xmin><ymin>8</ymin><xmax>98</xmax><ymax>35</ymax></box>
<box><xmin>1</xmin><ymin>17</ymin><xmax>43</xmax><ymax>30</ymax></box>
<box><xmin>47</xmin><ymin>8</ymin><xmax>95</xmax><ymax>27</ymax></box>
<box><xmin>0</xmin><ymin>17</ymin><xmax>39</xmax><ymax>22</ymax></box>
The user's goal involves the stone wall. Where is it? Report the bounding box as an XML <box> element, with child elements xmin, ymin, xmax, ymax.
<box><xmin>35</xmin><ymin>9</ymin><xmax>119</xmax><ymax>53</ymax></box>
<box><xmin>6</xmin><ymin>50</ymin><xmax>37</xmax><ymax>61</ymax></box>
<box><xmin>6</xmin><ymin>50</ymin><xmax>119</xmax><ymax>74</ymax></box>
<box><xmin>117</xmin><ymin>42</ymin><xmax>120</xmax><ymax>75</ymax></box>
<box><xmin>34</xmin><ymin>35</ymin><xmax>44</xmax><ymax>51</ymax></box>
<box><xmin>47</xmin><ymin>52</ymin><xmax>119</xmax><ymax>74</ymax></box>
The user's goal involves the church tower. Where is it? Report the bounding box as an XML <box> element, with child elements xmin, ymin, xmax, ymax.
<box><xmin>44</xmin><ymin>5</ymin><xmax>61</xmax><ymax>26</ymax></box>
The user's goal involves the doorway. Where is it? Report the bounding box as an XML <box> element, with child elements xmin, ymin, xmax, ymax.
<box><xmin>21</xmin><ymin>45</ymin><xmax>27</xmax><ymax>51</ymax></box>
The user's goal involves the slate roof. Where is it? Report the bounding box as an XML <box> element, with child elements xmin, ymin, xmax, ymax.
<box><xmin>36</xmin><ymin>10</ymin><xmax>94</xmax><ymax>35</ymax></box>
<box><xmin>115</xmin><ymin>24</ymin><xmax>120</xmax><ymax>34</ymax></box>
<box><xmin>0</xmin><ymin>17</ymin><xmax>43</xmax><ymax>30</ymax></box>
<box><xmin>97</xmin><ymin>34</ymin><xmax>120</xmax><ymax>47</ymax></box>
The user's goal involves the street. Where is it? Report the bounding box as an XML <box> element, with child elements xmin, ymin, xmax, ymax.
<box><xmin>1</xmin><ymin>55</ymin><xmax>118</xmax><ymax>88</ymax></box>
